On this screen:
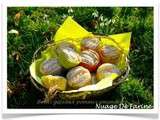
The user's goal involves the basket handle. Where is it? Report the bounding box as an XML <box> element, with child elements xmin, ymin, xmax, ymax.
<box><xmin>95</xmin><ymin>35</ymin><xmax>124</xmax><ymax>54</ymax></box>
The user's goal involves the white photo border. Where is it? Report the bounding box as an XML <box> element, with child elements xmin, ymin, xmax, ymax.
<box><xmin>1</xmin><ymin>0</ymin><xmax>159</xmax><ymax>114</ymax></box>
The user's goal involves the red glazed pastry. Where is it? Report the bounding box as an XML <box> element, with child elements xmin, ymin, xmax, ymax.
<box><xmin>98</xmin><ymin>45</ymin><xmax>121</xmax><ymax>64</ymax></box>
<box><xmin>67</xmin><ymin>66</ymin><xmax>91</xmax><ymax>89</ymax></box>
<box><xmin>81</xmin><ymin>37</ymin><xmax>100</xmax><ymax>51</ymax></box>
<box><xmin>80</xmin><ymin>49</ymin><xmax>100</xmax><ymax>72</ymax></box>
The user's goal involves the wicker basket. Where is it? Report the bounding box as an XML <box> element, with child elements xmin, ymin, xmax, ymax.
<box><xmin>30</xmin><ymin>35</ymin><xmax>130</xmax><ymax>103</ymax></box>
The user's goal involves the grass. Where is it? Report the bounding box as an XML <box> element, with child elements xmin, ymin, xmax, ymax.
<box><xmin>7</xmin><ymin>7</ymin><xmax>153</xmax><ymax>108</ymax></box>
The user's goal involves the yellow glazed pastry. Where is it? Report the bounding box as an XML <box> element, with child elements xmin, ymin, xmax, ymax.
<box><xmin>41</xmin><ymin>75</ymin><xmax>67</xmax><ymax>91</ymax></box>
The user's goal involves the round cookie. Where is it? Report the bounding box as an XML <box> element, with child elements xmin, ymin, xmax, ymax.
<box><xmin>67</xmin><ymin>66</ymin><xmax>91</xmax><ymax>89</ymax></box>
